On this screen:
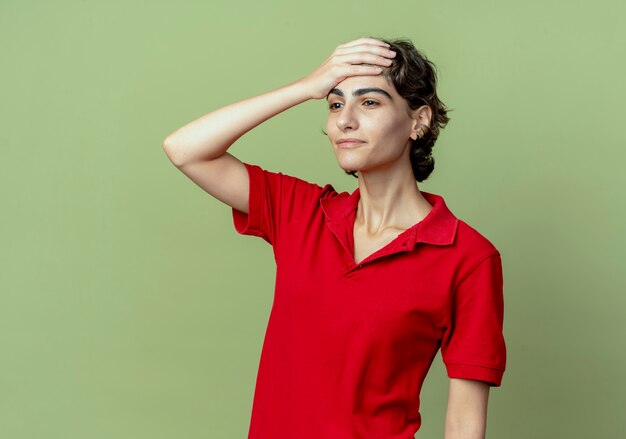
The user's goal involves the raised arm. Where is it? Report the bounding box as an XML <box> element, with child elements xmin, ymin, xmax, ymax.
<box><xmin>161</xmin><ymin>37</ymin><xmax>395</xmax><ymax>213</ymax></box>
<box><xmin>444</xmin><ymin>378</ymin><xmax>491</xmax><ymax>439</ymax></box>
<box><xmin>162</xmin><ymin>81</ymin><xmax>312</xmax><ymax>214</ymax></box>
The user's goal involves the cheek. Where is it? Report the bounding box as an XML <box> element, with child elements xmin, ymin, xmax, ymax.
<box><xmin>325</xmin><ymin>115</ymin><xmax>335</xmax><ymax>133</ymax></box>
<box><xmin>363</xmin><ymin>116</ymin><xmax>401</xmax><ymax>139</ymax></box>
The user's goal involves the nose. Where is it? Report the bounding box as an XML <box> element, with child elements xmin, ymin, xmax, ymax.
<box><xmin>336</xmin><ymin>103</ymin><xmax>358</xmax><ymax>131</ymax></box>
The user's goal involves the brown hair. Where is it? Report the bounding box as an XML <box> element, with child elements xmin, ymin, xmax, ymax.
<box><xmin>337</xmin><ymin>37</ymin><xmax>452</xmax><ymax>182</ymax></box>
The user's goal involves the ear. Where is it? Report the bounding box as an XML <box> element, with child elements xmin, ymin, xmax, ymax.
<box><xmin>409</xmin><ymin>105</ymin><xmax>433</xmax><ymax>140</ymax></box>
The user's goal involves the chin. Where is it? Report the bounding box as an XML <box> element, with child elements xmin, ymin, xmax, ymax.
<box><xmin>335</xmin><ymin>159</ymin><xmax>362</xmax><ymax>174</ymax></box>
<box><xmin>335</xmin><ymin>147</ymin><xmax>371</xmax><ymax>169</ymax></box>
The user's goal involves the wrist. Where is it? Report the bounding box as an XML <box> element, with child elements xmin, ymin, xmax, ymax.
<box><xmin>285</xmin><ymin>78</ymin><xmax>316</xmax><ymax>102</ymax></box>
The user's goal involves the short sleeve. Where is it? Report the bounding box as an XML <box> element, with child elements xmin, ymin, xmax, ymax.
<box><xmin>231</xmin><ymin>162</ymin><xmax>327</xmax><ymax>246</ymax></box>
<box><xmin>441</xmin><ymin>252</ymin><xmax>507</xmax><ymax>387</ymax></box>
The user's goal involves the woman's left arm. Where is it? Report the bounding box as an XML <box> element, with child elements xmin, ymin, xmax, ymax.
<box><xmin>444</xmin><ymin>378</ymin><xmax>491</xmax><ymax>439</ymax></box>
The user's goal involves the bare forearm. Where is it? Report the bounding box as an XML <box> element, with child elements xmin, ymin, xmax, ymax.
<box><xmin>163</xmin><ymin>79</ymin><xmax>312</xmax><ymax>166</ymax></box>
<box><xmin>444</xmin><ymin>378</ymin><xmax>490</xmax><ymax>439</ymax></box>
<box><xmin>162</xmin><ymin>37</ymin><xmax>394</xmax><ymax>166</ymax></box>
<box><xmin>444</xmin><ymin>415</ymin><xmax>486</xmax><ymax>439</ymax></box>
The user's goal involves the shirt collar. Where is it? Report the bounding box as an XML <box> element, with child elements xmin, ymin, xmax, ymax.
<box><xmin>320</xmin><ymin>186</ymin><xmax>459</xmax><ymax>246</ymax></box>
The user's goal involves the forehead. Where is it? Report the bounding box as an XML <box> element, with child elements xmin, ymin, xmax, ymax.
<box><xmin>328</xmin><ymin>75</ymin><xmax>397</xmax><ymax>99</ymax></box>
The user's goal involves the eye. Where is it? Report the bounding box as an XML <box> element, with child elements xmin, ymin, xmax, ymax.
<box><xmin>328</xmin><ymin>100</ymin><xmax>379</xmax><ymax>110</ymax></box>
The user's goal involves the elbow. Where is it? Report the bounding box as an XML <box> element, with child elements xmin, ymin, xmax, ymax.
<box><xmin>162</xmin><ymin>139</ymin><xmax>186</xmax><ymax>167</ymax></box>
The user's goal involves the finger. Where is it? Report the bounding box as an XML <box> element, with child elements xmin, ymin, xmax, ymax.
<box><xmin>340</xmin><ymin>64</ymin><xmax>385</xmax><ymax>78</ymax></box>
<box><xmin>334</xmin><ymin>44</ymin><xmax>396</xmax><ymax>58</ymax></box>
<box><xmin>333</xmin><ymin>52</ymin><xmax>394</xmax><ymax>67</ymax></box>
<box><xmin>338</xmin><ymin>37</ymin><xmax>390</xmax><ymax>49</ymax></box>
<box><xmin>333</xmin><ymin>47</ymin><xmax>396</xmax><ymax>68</ymax></box>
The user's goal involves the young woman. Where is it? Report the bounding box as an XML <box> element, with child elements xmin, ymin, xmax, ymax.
<box><xmin>163</xmin><ymin>36</ymin><xmax>506</xmax><ymax>439</ymax></box>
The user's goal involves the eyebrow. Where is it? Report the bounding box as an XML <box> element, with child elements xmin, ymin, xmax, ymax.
<box><xmin>326</xmin><ymin>87</ymin><xmax>393</xmax><ymax>101</ymax></box>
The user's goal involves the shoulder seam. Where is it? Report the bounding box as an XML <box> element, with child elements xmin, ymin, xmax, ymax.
<box><xmin>453</xmin><ymin>251</ymin><xmax>501</xmax><ymax>291</ymax></box>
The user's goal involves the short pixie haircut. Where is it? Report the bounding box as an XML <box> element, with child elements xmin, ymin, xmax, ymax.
<box><xmin>340</xmin><ymin>37</ymin><xmax>451</xmax><ymax>182</ymax></box>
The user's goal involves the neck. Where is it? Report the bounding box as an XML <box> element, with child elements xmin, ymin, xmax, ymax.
<box><xmin>355</xmin><ymin>167</ymin><xmax>433</xmax><ymax>235</ymax></box>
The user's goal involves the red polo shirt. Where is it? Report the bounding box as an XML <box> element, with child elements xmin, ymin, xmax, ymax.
<box><xmin>231</xmin><ymin>162</ymin><xmax>506</xmax><ymax>439</ymax></box>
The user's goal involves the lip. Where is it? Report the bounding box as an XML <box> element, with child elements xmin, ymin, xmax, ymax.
<box><xmin>337</xmin><ymin>138</ymin><xmax>365</xmax><ymax>148</ymax></box>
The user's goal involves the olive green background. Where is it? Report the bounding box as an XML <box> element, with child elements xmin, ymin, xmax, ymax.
<box><xmin>2</xmin><ymin>0</ymin><xmax>624</xmax><ymax>437</ymax></box>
